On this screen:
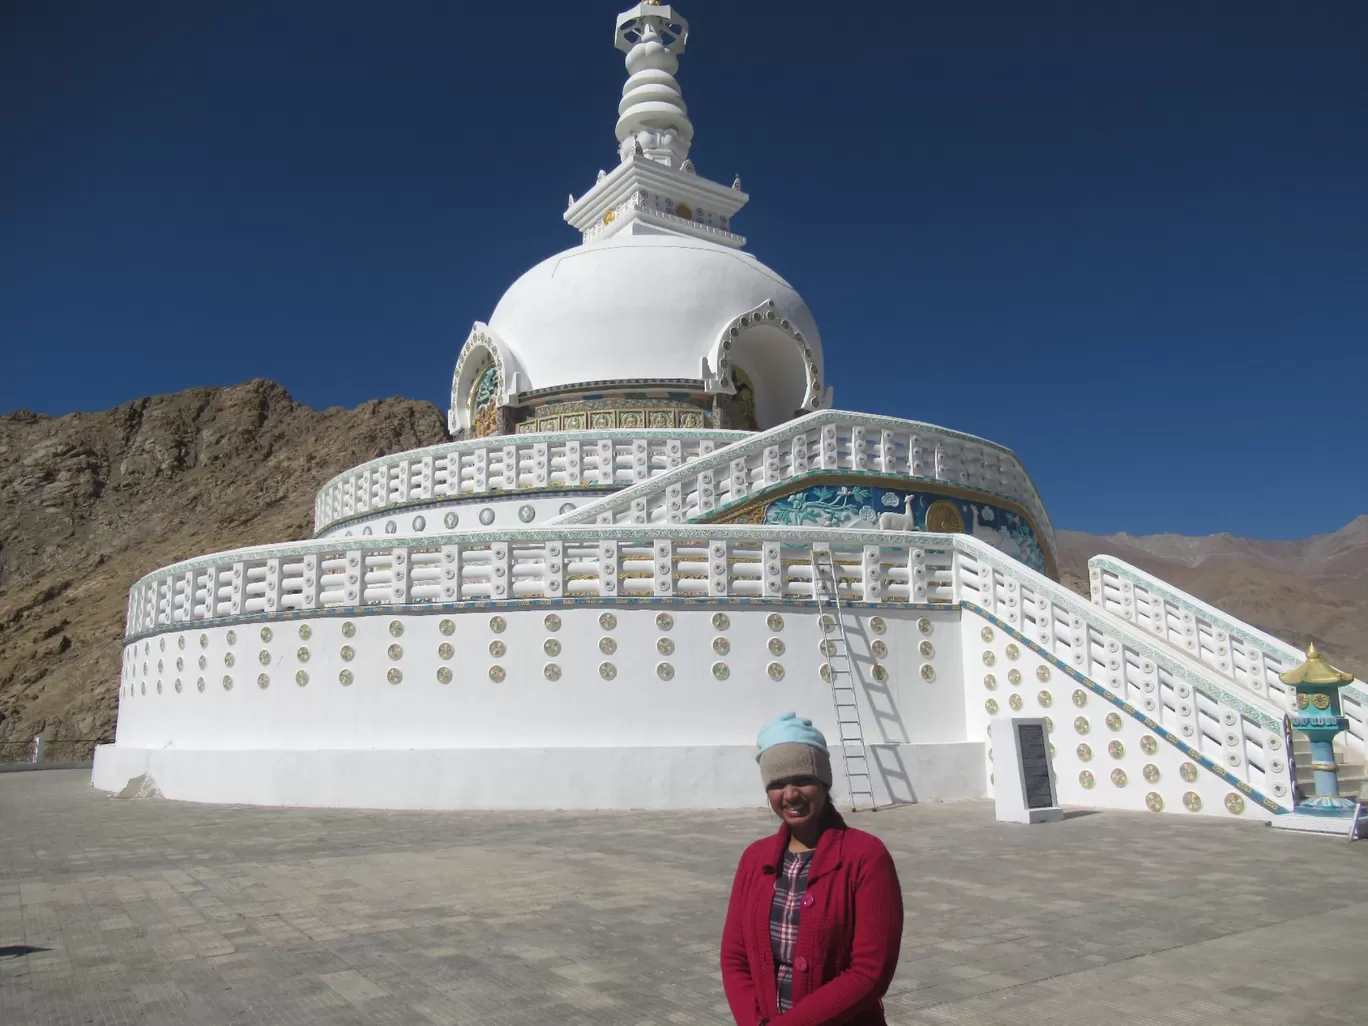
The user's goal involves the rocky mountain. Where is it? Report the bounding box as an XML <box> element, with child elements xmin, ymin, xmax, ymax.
<box><xmin>0</xmin><ymin>381</ymin><xmax>447</xmax><ymax>759</ymax></box>
<box><xmin>0</xmin><ymin>380</ymin><xmax>1362</xmax><ymax>761</ymax></box>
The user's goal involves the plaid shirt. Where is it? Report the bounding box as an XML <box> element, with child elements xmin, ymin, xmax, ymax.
<box><xmin>769</xmin><ymin>848</ymin><xmax>815</xmax><ymax>1014</ymax></box>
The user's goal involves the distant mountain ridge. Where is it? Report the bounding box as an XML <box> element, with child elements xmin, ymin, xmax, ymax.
<box><xmin>0</xmin><ymin>380</ymin><xmax>1362</xmax><ymax>756</ymax></box>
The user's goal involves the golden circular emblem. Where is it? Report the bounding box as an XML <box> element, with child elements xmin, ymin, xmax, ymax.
<box><xmin>924</xmin><ymin>500</ymin><xmax>965</xmax><ymax>534</ymax></box>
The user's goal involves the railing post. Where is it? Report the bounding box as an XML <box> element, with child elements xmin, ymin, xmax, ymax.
<box><xmin>850</xmin><ymin>424</ymin><xmax>867</xmax><ymax>471</ymax></box>
<box><xmin>391</xmin><ymin>548</ymin><xmax>410</xmax><ymax>604</ymax></box>
<box><xmin>632</xmin><ymin>439</ymin><xmax>649</xmax><ymax>483</ymax></box>
<box><xmin>596</xmin><ymin>440</ymin><xmax>614</xmax><ymax>486</ymax></box>
<box><xmin>977</xmin><ymin>562</ymin><xmax>995</xmax><ymax>614</ymax></box>
<box><xmin>565</xmin><ymin>439</ymin><xmax>582</xmax><ymax>487</ymax></box>
<box><xmin>763</xmin><ymin>444</ymin><xmax>780</xmax><ymax>487</ymax></box>
<box><xmin>818</xmin><ymin>424</ymin><xmax>838</xmax><ymax>470</ymax></box>
<box><xmin>344</xmin><ymin>551</ymin><xmax>362</xmax><ymax>605</ymax></box>
<box><xmin>710</xmin><ymin>539</ymin><xmax>728</xmax><ymax>597</ymax></box>
<box><xmin>654</xmin><ymin>539</ymin><xmax>673</xmax><ymax>598</ymax></box>
<box><xmin>697</xmin><ymin>468</ymin><xmax>716</xmax><ymax>517</ymax></box>
<box><xmin>908</xmin><ymin>547</ymin><xmax>926</xmax><ymax>603</ymax></box>
<box><xmin>599</xmin><ymin>540</ymin><xmax>618</xmax><ymax>597</ymax></box>
<box><xmin>1035</xmin><ymin>595</ymin><xmax>1053</xmax><ymax>649</ymax></box>
<box><xmin>862</xmin><ymin>545</ymin><xmax>881</xmax><ymax>604</ymax></box>
<box><xmin>472</xmin><ymin>447</ymin><xmax>488</xmax><ymax>493</ymax></box>
<box><xmin>762</xmin><ymin>542</ymin><xmax>782</xmax><ymax>599</ymax></box>
<box><xmin>729</xmin><ymin>457</ymin><xmax>749</xmax><ymax>504</ymax></box>
<box><xmin>879</xmin><ymin>429</ymin><xmax>896</xmax><ymax>474</ymax></box>
<box><xmin>264</xmin><ymin>558</ymin><xmax>280</xmax><ymax>613</ymax></box>
<box><xmin>489</xmin><ymin>542</ymin><xmax>509</xmax><ymax>600</ymax></box>
<box><xmin>230</xmin><ymin>562</ymin><xmax>245</xmax><ymax>617</ymax></box>
<box><xmin>533</xmin><ymin>442</ymin><xmax>549</xmax><ymax>489</ymax></box>
<box><xmin>790</xmin><ymin>431</ymin><xmax>809</xmax><ymax>476</ymax></box>
<box><xmin>419</xmin><ymin>455</ymin><xmax>434</xmax><ymax>499</ymax></box>
<box><xmin>545</xmin><ymin>540</ymin><xmax>563</xmax><ymax>598</ymax></box>
<box><xmin>299</xmin><ymin>556</ymin><xmax>318</xmax><ymax>610</ymax></box>
<box><xmin>501</xmin><ymin>444</ymin><xmax>518</xmax><ymax>491</ymax></box>
<box><xmin>441</xmin><ymin>544</ymin><xmax>461</xmax><ymax>601</ymax></box>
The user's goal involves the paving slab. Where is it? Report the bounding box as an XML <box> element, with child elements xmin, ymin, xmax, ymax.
<box><xmin>2</xmin><ymin>770</ymin><xmax>1365</xmax><ymax>1025</ymax></box>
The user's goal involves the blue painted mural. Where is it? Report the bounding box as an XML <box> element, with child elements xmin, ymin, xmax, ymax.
<box><xmin>761</xmin><ymin>485</ymin><xmax>1049</xmax><ymax>576</ymax></box>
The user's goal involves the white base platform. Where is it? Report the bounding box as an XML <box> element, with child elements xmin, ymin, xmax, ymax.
<box><xmin>91</xmin><ymin>741</ymin><xmax>986</xmax><ymax>810</ymax></box>
<box><xmin>1268</xmin><ymin>811</ymin><xmax>1359</xmax><ymax>837</ymax></box>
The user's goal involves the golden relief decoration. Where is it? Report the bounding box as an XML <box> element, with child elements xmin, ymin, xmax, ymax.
<box><xmin>924</xmin><ymin>500</ymin><xmax>965</xmax><ymax>533</ymax></box>
<box><xmin>470</xmin><ymin>362</ymin><xmax>501</xmax><ymax>438</ymax></box>
<box><xmin>514</xmin><ymin>396</ymin><xmax>711</xmax><ymax>434</ymax></box>
<box><xmin>730</xmin><ymin>367</ymin><xmax>759</xmax><ymax>432</ymax></box>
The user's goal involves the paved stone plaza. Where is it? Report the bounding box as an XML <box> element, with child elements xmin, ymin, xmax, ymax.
<box><xmin>2</xmin><ymin>770</ymin><xmax>1365</xmax><ymax>1026</ymax></box>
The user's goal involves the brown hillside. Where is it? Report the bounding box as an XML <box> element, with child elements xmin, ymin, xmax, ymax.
<box><xmin>0</xmin><ymin>380</ymin><xmax>447</xmax><ymax>756</ymax></box>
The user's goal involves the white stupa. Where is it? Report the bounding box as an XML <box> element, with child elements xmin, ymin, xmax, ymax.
<box><xmin>94</xmin><ymin>4</ymin><xmax>1361</xmax><ymax>821</ymax></box>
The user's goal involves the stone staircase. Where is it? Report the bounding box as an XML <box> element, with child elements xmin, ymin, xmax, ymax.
<box><xmin>1292</xmin><ymin>732</ymin><xmax>1367</xmax><ymax>803</ymax></box>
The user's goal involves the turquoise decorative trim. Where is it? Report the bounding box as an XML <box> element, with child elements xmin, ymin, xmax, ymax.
<box><xmin>1089</xmin><ymin>554</ymin><xmax>1368</xmax><ymax>715</ymax></box>
<box><xmin>964</xmin><ymin>601</ymin><xmax>1290</xmax><ymax>814</ymax></box>
<box><xmin>705</xmin><ymin>469</ymin><xmax>1037</xmax><ymax>530</ymax></box>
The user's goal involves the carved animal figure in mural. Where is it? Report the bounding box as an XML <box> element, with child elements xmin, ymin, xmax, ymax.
<box><xmin>878</xmin><ymin>495</ymin><xmax>917</xmax><ymax>532</ymax></box>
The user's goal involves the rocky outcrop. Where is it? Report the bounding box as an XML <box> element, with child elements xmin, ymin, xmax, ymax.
<box><xmin>0</xmin><ymin>380</ymin><xmax>447</xmax><ymax>758</ymax></box>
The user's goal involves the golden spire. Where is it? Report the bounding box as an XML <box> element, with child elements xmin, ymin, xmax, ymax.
<box><xmin>1278</xmin><ymin>643</ymin><xmax>1355</xmax><ymax>686</ymax></box>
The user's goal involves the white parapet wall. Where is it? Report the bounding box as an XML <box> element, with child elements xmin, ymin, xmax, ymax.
<box><xmin>554</xmin><ymin>410</ymin><xmax>1056</xmax><ymax>552</ymax></box>
<box><xmin>99</xmin><ymin>526</ymin><xmax>1292</xmax><ymax>815</ymax></box>
<box><xmin>312</xmin><ymin>428</ymin><xmax>749</xmax><ymax>538</ymax></box>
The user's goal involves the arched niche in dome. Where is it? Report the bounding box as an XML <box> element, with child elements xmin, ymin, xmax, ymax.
<box><xmin>448</xmin><ymin>324</ymin><xmax>525</xmax><ymax>437</ymax></box>
<box><xmin>712</xmin><ymin>302</ymin><xmax>823</xmax><ymax>431</ymax></box>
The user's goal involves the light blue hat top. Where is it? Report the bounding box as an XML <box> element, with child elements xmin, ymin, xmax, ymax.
<box><xmin>755</xmin><ymin>712</ymin><xmax>829</xmax><ymax>761</ymax></box>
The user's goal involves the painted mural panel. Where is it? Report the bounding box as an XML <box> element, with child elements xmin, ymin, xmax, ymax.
<box><xmin>762</xmin><ymin>485</ymin><xmax>1048</xmax><ymax>576</ymax></box>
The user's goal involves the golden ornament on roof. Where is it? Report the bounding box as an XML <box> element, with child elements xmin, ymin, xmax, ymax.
<box><xmin>1278</xmin><ymin>643</ymin><xmax>1354</xmax><ymax>686</ymax></box>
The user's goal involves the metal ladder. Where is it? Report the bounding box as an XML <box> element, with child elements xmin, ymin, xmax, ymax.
<box><xmin>810</xmin><ymin>545</ymin><xmax>874</xmax><ymax>811</ymax></box>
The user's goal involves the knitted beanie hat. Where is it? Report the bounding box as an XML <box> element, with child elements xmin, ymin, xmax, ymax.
<box><xmin>756</xmin><ymin>712</ymin><xmax>833</xmax><ymax>789</ymax></box>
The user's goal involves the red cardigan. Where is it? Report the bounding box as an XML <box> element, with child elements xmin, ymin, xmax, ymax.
<box><xmin>720</xmin><ymin>812</ymin><xmax>903</xmax><ymax>1026</ymax></box>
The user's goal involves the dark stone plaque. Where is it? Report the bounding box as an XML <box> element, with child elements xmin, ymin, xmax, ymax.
<box><xmin>1016</xmin><ymin>722</ymin><xmax>1055</xmax><ymax>809</ymax></box>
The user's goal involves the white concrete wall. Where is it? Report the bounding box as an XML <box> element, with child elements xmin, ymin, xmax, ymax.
<box><xmin>108</xmin><ymin>601</ymin><xmax>985</xmax><ymax>809</ymax></box>
<box><xmin>116</xmin><ymin>605</ymin><xmax>969</xmax><ymax>751</ymax></box>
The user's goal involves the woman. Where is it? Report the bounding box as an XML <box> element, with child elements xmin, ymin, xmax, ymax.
<box><xmin>721</xmin><ymin>713</ymin><xmax>903</xmax><ymax>1026</ymax></box>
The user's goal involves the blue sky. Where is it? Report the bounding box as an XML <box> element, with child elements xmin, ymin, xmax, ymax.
<box><xmin>3</xmin><ymin>2</ymin><xmax>1365</xmax><ymax>539</ymax></box>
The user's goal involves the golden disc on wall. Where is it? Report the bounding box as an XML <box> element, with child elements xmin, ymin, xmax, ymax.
<box><xmin>924</xmin><ymin>500</ymin><xmax>965</xmax><ymax>533</ymax></box>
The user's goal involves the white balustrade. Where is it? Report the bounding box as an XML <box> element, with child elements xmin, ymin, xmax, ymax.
<box><xmin>1090</xmin><ymin>555</ymin><xmax>1367</xmax><ymax>760</ymax></box>
<box><xmin>123</xmin><ymin>527</ymin><xmax>1295</xmax><ymax>806</ymax></box>
<box><xmin>312</xmin><ymin>429</ymin><xmax>749</xmax><ymax>535</ymax></box>
<box><xmin>556</xmin><ymin>410</ymin><xmax>1054</xmax><ymax>550</ymax></box>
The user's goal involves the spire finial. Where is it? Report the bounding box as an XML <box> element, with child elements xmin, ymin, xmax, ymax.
<box><xmin>614</xmin><ymin>4</ymin><xmax>693</xmax><ymax>169</ymax></box>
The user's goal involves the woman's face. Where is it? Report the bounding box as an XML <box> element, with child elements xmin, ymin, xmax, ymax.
<box><xmin>766</xmin><ymin>775</ymin><xmax>828</xmax><ymax>831</ymax></box>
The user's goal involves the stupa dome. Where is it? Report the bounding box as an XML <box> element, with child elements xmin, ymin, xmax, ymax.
<box><xmin>485</xmin><ymin>232</ymin><xmax>824</xmax><ymax>429</ymax></box>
